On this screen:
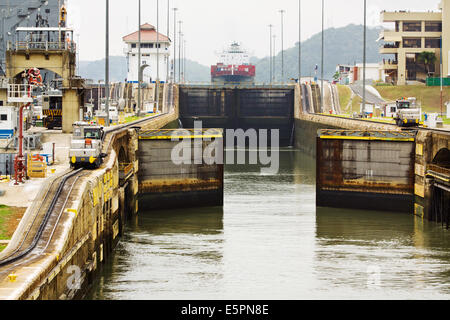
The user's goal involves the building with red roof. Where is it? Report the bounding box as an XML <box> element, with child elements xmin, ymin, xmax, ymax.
<box><xmin>123</xmin><ymin>23</ymin><xmax>171</xmax><ymax>83</ymax></box>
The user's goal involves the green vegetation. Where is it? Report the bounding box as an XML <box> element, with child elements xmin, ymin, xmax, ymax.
<box><xmin>124</xmin><ymin>114</ymin><xmax>152</xmax><ymax>124</ymax></box>
<box><xmin>337</xmin><ymin>85</ymin><xmax>352</xmax><ymax>110</ymax></box>
<box><xmin>0</xmin><ymin>244</ymin><xmax>5</xmax><ymax>252</ymax></box>
<box><xmin>417</xmin><ymin>52</ymin><xmax>437</xmax><ymax>76</ymax></box>
<box><xmin>0</xmin><ymin>205</ymin><xmax>25</xmax><ymax>247</ymax></box>
<box><xmin>255</xmin><ymin>24</ymin><xmax>387</xmax><ymax>83</ymax></box>
<box><xmin>351</xmin><ymin>95</ymin><xmax>363</xmax><ymax>114</ymax></box>
<box><xmin>375</xmin><ymin>86</ymin><xmax>450</xmax><ymax>112</ymax></box>
<box><xmin>374</xmin><ymin>82</ymin><xmax>393</xmax><ymax>87</ymax></box>
<box><xmin>0</xmin><ymin>205</ymin><xmax>13</xmax><ymax>240</ymax></box>
<box><xmin>443</xmin><ymin>117</ymin><xmax>450</xmax><ymax>125</ymax></box>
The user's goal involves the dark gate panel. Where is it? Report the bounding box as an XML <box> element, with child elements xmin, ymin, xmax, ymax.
<box><xmin>179</xmin><ymin>85</ymin><xmax>295</xmax><ymax>146</ymax></box>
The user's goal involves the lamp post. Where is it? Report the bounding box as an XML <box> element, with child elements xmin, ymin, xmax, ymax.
<box><xmin>137</xmin><ymin>0</ymin><xmax>141</xmax><ymax>117</ymax></box>
<box><xmin>298</xmin><ymin>0</ymin><xmax>302</xmax><ymax>82</ymax></box>
<box><xmin>76</xmin><ymin>33</ymin><xmax>80</xmax><ymax>75</ymax></box>
<box><xmin>180</xmin><ymin>33</ymin><xmax>183</xmax><ymax>82</ymax></box>
<box><xmin>166</xmin><ymin>0</ymin><xmax>170</xmax><ymax>83</ymax></box>
<box><xmin>105</xmin><ymin>0</ymin><xmax>110</xmax><ymax>126</ymax></box>
<box><xmin>156</xmin><ymin>0</ymin><xmax>160</xmax><ymax>113</ymax></box>
<box><xmin>156</xmin><ymin>0</ymin><xmax>160</xmax><ymax>82</ymax></box>
<box><xmin>273</xmin><ymin>34</ymin><xmax>276</xmax><ymax>83</ymax></box>
<box><xmin>178</xmin><ymin>20</ymin><xmax>182</xmax><ymax>83</ymax></box>
<box><xmin>184</xmin><ymin>39</ymin><xmax>187</xmax><ymax>83</ymax></box>
<box><xmin>269</xmin><ymin>24</ymin><xmax>273</xmax><ymax>84</ymax></box>
<box><xmin>279</xmin><ymin>9</ymin><xmax>285</xmax><ymax>82</ymax></box>
<box><xmin>440</xmin><ymin>35</ymin><xmax>444</xmax><ymax>117</ymax></box>
<box><xmin>362</xmin><ymin>0</ymin><xmax>367</xmax><ymax>117</ymax></box>
<box><xmin>172</xmin><ymin>8</ymin><xmax>178</xmax><ymax>83</ymax></box>
<box><xmin>321</xmin><ymin>0</ymin><xmax>324</xmax><ymax>113</ymax></box>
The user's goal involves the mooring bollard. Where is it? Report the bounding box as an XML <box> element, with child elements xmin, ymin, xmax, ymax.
<box><xmin>8</xmin><ymin>274</ymin><xmax>17</xmax><ymax>282</ymax></box>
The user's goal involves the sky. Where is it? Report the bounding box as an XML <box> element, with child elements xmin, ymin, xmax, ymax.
<box><xmin>67</xmin><ymin>0</ymin><xmax>442</xmax><ymax>66</ymax></box>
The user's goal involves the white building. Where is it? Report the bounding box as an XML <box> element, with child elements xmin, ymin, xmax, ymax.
<box><xmin>354</xmin><ymin>63</ymin><xmax>384</xmax><ymax>83</ymax></box>
<box><xmin>123</xmin><ymin>23</ymin><xmax>171</xmax><ymax>83</ymax></box>
<box><xmin>336</xmin><ymin>63</ymin><xmax>385</xmax><ymax>84</ymax></box>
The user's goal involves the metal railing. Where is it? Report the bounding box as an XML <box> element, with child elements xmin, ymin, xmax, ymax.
<box><xmin>7</xmin><ymin>84</ymin><xmax>34</xmax><ymax>103</ymax></box>
<box><xmin>12</xmin><ymin>41</ymin><xmax>76</xmax><ymax>53</ymax></box>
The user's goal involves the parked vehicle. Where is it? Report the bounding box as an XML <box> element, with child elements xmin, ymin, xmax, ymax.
<box><xmin>393</xmin><ymin>99</ymin><xmax>421</xmax><ymax>127</ymax></box>
<box><xmin>69</xmin><ymin>122</ymin><xmax>106</xmax><ymax>169</ymax></box>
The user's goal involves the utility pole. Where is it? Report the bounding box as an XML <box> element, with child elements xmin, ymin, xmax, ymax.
<box><xmin>76</xmin><ymin>33</ymin><xmax>80</xmax><ymax>75</ymax></box>
<box><xmin>440</xmin><ymin>35</ymin><xmax>444</xmax><ymax>117</ymax></box>
<box><xmin>58</xmin><ymin>0</ymin><xmax>61</xmax><ymax>48</ymax></box>
<box><xmin>362</xmin><ymin>0</ymin><xmax>367</xmax><ymax>117</ymax></box>
<box><xmin>298</xmin><ymin>0</ymin><xmax>302</xmax><ymax>82</ymax></box>
<box><xmin>157</xmin><ymin>0</ymin><xmax>160</xmax><ymax>82</ymax></box>
<box><xmin>137</xmin><ymin>0</ymin><xmax>141</xmax><ymax>117</ymax></box>
<box><xmin>178</xmin><ymin>20</ymin><xmax>182</xmax><ymax>83</ymax></box>
<box><xmin>166</xmin><ymin>0</ymin><xmax>170</xmax><ymax>83</ymax></box>
<box><xmin>269</xmin><ymin>24</ymin><xmax>273</xmax><ymax>84</ymax></box>
<box><xmin>105</xmin><ymin>0</ymin><xmax>110</xmax><ymax>126</ymax></box>
<box><xmin>172</xmin><ymin>8</ymin><xmax>178</xmax><ymax>83</ymax></box>
<box><xmin>273</xmin><ymin>34</ymin><xmax>276</xmax><ymax>83</ymax></box>
<box><xmin>321</xmin><ymin>0</ymin><xmax>324</xmax><ymax>113</ymax></box>
<box><xmin>184</xmin><ymin>39</ymin><xmax>187</xmax><ymax>83</ymax></box>
<box><xmin>279</xmin><ymin>9</ymin><xmax>285</xmax><ymax>82</ymax></box>
<box><xmin>180</xmin><ymin>33</ymin><xmax>183</xmax><ymax>82</ymax></box>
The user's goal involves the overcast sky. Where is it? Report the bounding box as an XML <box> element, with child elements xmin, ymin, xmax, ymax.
<box><xmin>67</xmin><ymin>0</ymin><xmax>442</xmax><ymax>65</ymax></box>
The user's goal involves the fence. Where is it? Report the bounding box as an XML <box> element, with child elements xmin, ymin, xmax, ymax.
<box><xmin>426</xmin><ymin>78</ymin><xmax>450</xmax><ymax>86</ymax></box>
<box><xmin>0</xmin><ymin>153</ymin><xmax>16</xmax><ymax>176</ymax></box>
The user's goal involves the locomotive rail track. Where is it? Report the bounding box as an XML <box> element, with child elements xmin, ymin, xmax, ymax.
<box><xmin>0</xmin><ymin>169</ymin><xmax>84</xmax><ymax>278</ymax></box>
<box><xmin>0</xmin><ymin>111</ymin><xmax>169</xmax><ymax>278</ymax></box>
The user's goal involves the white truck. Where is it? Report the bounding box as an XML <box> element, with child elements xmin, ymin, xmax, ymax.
<box><xmin>394</xmin><ymin>99</ymin><xmax>421</xmax><ymax>127</ymax></box>
<box><xmin>69</xmin><ymin>122</ymin><xmax>106</xmax><ymax>169</ymax></box>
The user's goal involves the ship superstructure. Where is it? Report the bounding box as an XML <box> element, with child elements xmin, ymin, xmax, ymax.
<box><xmin>211</xmin><ymin>42</ymin><xmax>255</xmax><ymax>84</ymax></box>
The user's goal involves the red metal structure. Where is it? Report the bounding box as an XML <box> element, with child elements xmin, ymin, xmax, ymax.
<box><xmin>14</xmin><ymin>68</ymin><xmax>43</xmax><ymax>185</ymax></box>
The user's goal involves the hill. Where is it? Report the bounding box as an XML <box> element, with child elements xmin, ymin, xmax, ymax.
<box><xmin>254</xmin><ymin>24</ymin><xmax>387</xmax><ymax>83</ymax></box>
<box><xmin>79</xmin><ymin>56</ymin><xmax>128</xmax><ymax>83</ymax></box>
<box><xmin>79</xmin><ymin>24</ymin><xmax>387</xmax><ymax>83</ymax></box>
<box><xmin>79</xmin><ymin>56</ymin><xmax>210</xmax><ymax>83</ymax></box>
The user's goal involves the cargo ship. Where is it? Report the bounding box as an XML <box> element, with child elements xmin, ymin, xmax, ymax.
<box><xmin>211</xmin><ymin>42</ymin><xmax>255</xmax><ymax>84</ymax></box>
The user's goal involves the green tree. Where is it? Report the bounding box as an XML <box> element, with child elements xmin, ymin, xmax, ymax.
<box><xmin>333</xmin><ymin>71</ymin><xmax>340</xmax><ymax>81</ymax></box>
<box><xmin>417</xmin><ymin>51</ymin><xmax>437</xmax><ymax>76</ymax></box>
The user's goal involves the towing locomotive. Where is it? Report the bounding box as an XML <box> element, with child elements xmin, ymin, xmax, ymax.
<box><xmin>69</xmin><ymin>122</ymin><xmax>106</xmax><ymax>169</ymax></box>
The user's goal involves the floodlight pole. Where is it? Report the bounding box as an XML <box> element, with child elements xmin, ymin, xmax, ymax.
<box><xmin>362</xmin><ymin>0</ymin><xmax>367</xmax><ymax>117</ymax></box>
<box><xmin>105</xmin><ymin>0</ymin><xmax>110</xmax><ymax>126</ymax></box>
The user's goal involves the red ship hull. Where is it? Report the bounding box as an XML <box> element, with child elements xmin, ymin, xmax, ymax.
<box><xmin>211</xmin><ymin>64</ymin><xmax>256</xmax><ymax>84</ymax></box>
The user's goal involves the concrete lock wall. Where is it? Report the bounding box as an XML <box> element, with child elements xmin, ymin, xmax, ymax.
<box><xmin>414</xmin><ymin>130</ymin><xmax>450</xmax><ymax>220</ymax></box>
<box><xmin>316</xmin><ymin>138</ymin><xmax>415</xmax><ymax>213</ymax></box>
<box><xmin>0</xmin><ymin>93</ymin><xmax>178</xmax><ymax>300</ymax></box>
<box><xmin>3</xmin><ymin>153</ymin><xmax>125</xmax><ymax>300</ymax></box>
<box><xmin>138</xmin><ymin>138</ymin><xmax>224</xmax><ymax>210</ymax></box>
<box><xmin>294</xmin><ymin>114</ymin><xmax>401</xmax><ymax>156</ymax></box>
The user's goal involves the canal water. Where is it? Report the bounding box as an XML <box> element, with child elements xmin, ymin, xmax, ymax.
<box><xmin>87</xmin><ymin>149</ymin><xmax>450</xmax><ymax>300</ymax></box>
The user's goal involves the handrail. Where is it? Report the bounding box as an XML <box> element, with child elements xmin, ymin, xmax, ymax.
<box><xmin>12</xmin><ymin>41</ymin><xmax>76</xmax><ymax>53</ymax></box>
